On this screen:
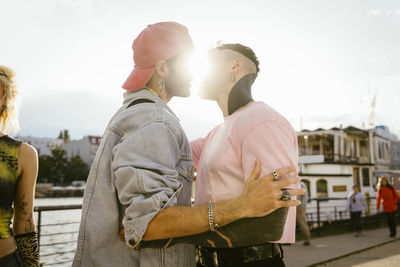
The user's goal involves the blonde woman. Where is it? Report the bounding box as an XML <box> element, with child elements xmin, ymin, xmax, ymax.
<box><xmin>0</xmin><ymin>65</ymin><xmax>39</xmax><ymax>266</ymax></box>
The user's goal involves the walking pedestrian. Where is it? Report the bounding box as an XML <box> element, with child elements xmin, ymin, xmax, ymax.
<box><xmin>297</xmin><ymin>181</ymin><xmax>311</xmax><ymax>245</ymax></box>
<box><xmin>347</xmin><ymin>185</ymin><xmax>367</xmax><ymax>237</ymax></box>
<box><xmin>376</xmin><ymin>177</ymin><xmax>399</xmax><ymax>238</ymax></box>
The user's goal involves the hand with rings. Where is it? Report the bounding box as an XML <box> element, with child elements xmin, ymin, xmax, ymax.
<box><xmin>272</xmin><ymin>169</ymin><xmax>294</xmax><ymax>201</ymax></box>
<box><xmin>236</xmin><ymin>160</ymin><xmax>305</xmax><ymax>219</ymax></box>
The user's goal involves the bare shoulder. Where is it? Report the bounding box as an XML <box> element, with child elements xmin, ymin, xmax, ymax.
<box><xmin>19</xmin><ymin>142</ymin><xmax>38</xmax><ymax>162</ymax></box>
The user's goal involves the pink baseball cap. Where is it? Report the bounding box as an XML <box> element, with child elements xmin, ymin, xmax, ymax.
<box><xmin>122</xmin><ymin>22</ymin><xmax>194</xmax><ymax>91</ymax></box>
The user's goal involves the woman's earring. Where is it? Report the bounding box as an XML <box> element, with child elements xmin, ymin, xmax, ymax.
<box><xmin>231</xmin><ymin>74</ymin><xmax>236</xmax><ymax>82</ymax></box>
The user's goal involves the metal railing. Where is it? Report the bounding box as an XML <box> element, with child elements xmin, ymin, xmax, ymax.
<box><xmin>34</xmin><ymin>205</ymin><xmax>82</xmax><ymax>266</ymax></box>
<box><xmin>304</xmin><ymin>197</ymin><xmax>382</xmax><ymax>230</ymax></box>
<box><xmin>33</xmin><ymin>197</ymin><xmax>388</xmax><ymax>265</ymax></box>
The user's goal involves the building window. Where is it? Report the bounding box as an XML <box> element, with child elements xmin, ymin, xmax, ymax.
<box><xmin>316</xmin><ymin>179</ymin><xmax>328</xmax><ymax>197</ymax></box>
<box><xmin>378</xmin><ymin>142</ymin><xmax>383</xmax><ymax>159</ymax></box>
<box><xmin>310</xmin><ymin>135</ymin><xmax>321</xmax><ymax>155</ymax></box>
<box><xmin>322</xmin><ymin>134</ymin><xmax>334</xmax><ymax>160</ymax></box>
<box><xmin>344</xmin><ymin>138</ymin><xmax>349</xmax><ymax>156</ymax></box>
<box><xmin>360</xmin><ymin>140</ymin><xmax>368</xmax><ymax>157</ymax></box>
<box><xmin>372</xmin><ymin>176</ymin><xmax>379</xmax><ymax>191</ymax></box>
<box><xmin>312</xmin><ymin>144</ymin><xmax>320</xmax><ymax>155</ymax></box>
<box><xmin>352</xmin><ymin>140</ymin><xmax>357</xmax><ymax>157</ymax></box>
<box><xmin>362</xmin><ymin>168</ymin><xmax>370</xmax><ymax>186</ymax></box>
<box><xmin>353</xmin><ymin>167</ymin><xmax>360</xmax><ymax>186</ymax></box>
<box><xmin>300</xmin><ymin>144</ymin><xmax>306</xmax><ymax>156</ymax></box>
<box><xmin>298</xmin><ymin>136</ymin><xmax>306</xmax><ymax>155</ymax></box>
<box><xmin>384</xmin><ymin>143</ymin><xmax>389</xmax><ymax>159</ymax></box>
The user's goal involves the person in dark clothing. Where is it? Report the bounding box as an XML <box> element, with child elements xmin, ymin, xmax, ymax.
<box><xmin>347</xmin><ymin>185</ymin><xmax>367</xmax><ymax>237</ymax></box>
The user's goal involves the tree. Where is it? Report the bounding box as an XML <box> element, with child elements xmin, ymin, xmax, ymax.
<box><xmin>37</xmin><ymin>146</ymin><xmax>90</xmax><ymax>185</ymax></box>
<box><xmin>57</xmin><ymin>129</ymin><xmax>70</xmax><ymax>143</ymax></box>
<box><xmin>64</xmin><ymin>154</ymin><xmax>90</xmax><ymax>185</ymax></box>
<box><xmin>48</xmin><ymin>146</ymin><xmax>69</xmax><ymax>185</ymax></box>
<box><xmin>37</xmin><ymin>155</ymin><xmax>53</xmax><ymax>183</ymax></box>
<box><xmin>37</xmin><ymin>146</ymin><xmax>68</xmax><ymax>184</ymax></box>
<box><xmin>63</xmin><ymin>129</ymin><xmax>70</xmax><ymax>143</ymax></box>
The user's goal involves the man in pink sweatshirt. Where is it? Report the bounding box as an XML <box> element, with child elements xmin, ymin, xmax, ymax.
<box><xmin>191</xmin><ymin>43</ymin><xmax>300</xmax><ymax>266</ymax></box>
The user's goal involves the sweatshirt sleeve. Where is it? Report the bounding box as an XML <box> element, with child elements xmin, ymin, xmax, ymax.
<box><xmin>361</xmin><ymin>194</ymin><xmax>368</xmax><ymax>211</ymax></box>
<box><xmin>376</xmin><ymin>190</ymin><xmax>381</xmax><ymax>210</ymax></box>
<box><xmin>190</xmin><ymin>138</ymin><xmax>205</xmax><ymax>169</ymax></box>
<box><xmin>240</xmin><ymin>120</ymin><xmax>298</xmax><ymax>187</ymax></box>
<box><xmin>394</xmin><ymin>188</ymin><xmax>399</xmax><ymax>204</ymax></box>
<box><xmin>347</xmin><ymin>196</ymin><xmax>352</xmax><ymax>211</ymax></box>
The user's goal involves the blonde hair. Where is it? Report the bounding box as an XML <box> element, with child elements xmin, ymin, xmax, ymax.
<box><xmin>0</xmin><ymin>65</ymin><xmax>19</xmax><ymax>134</ymax></box>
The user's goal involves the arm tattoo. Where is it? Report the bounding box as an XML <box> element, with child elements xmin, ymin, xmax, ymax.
<box><xmin>24</xmin><ymin>213</ymin><xmax>35</xmax><ymax>232</ymax></box>
<box><xmin>18</xmin><ymin>193</ymin><xmax>29</xmax><ymax>216</ymax></box>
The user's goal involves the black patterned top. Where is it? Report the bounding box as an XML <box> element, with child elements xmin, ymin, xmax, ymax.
<box><xmin>0</xmin><ymin>135</ymin><xmax>22</xmax><ymax>239</ymax></box>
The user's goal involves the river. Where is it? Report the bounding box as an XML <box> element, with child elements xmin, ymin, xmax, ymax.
<box><xmin>35</xmin><ymin>197</ymin><xmax>83</xmax><ymax>266</ymax></box>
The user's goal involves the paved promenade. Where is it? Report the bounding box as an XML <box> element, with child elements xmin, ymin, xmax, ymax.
<box><xmin>284</xmin><ymin>227</ymin><xmax>399</xmax><ymax>267</ymax></box>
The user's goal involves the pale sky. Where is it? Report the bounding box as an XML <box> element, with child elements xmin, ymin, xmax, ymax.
<box><xmin>2</xmin><ymin>0</ymin><xmax>400</xmax><ymax>140</ymax></box>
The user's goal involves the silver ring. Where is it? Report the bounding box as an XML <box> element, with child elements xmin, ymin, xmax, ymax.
<box><xmin>281</xmin><ymin>189</ymin><xmax>291</xmax><ymax>201</ymax></box>
<box><xmin>272</xmin><ymin>170</ymin><xmax>279</xmax><ymax>181</ymax></box>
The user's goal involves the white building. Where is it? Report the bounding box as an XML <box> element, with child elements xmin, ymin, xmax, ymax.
<box><xmin>16</xmin><ymin>136</ymin><xmax>64</xmax><ymax>156</ymax></box>
<box><xmin>63</xmin><ymin>135</ymin><xmax>102</xmax><ymax>165</ymax></box>
<box><xmin>16</xmin><ymin>135</ymin><xmax>102</xmax><ymax>166</ymax></box>
<box><xmin>297</xmin><ymin>125</ymin><xmax>400</xmax><ymax>220</ymax></box>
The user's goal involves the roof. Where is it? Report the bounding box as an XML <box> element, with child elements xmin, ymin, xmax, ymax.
<box><xmin>298</xmin><ymin>125</ymin><xmax>369</xmax><ymax>135</ymax></box>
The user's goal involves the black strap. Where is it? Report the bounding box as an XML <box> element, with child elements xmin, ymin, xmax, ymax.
<box><xmin>127</xmin><ymin>99</ymin><xmax>155</xmax><ymax>109</ymax></box>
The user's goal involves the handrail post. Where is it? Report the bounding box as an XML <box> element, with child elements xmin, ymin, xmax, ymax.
<box><xmin>317</xmin><ymin>199</ymin><xmax>321</xmax><ymax>229</ymax></box>
<box><xmin>37</xmin><ymin>209</ymin><xmax>42</xmax><ymax>254</ymax></box>
<box><xmin>334</xmin><ymin>206</ymin><xmax>337</xmax><ymax>221</ymax></box>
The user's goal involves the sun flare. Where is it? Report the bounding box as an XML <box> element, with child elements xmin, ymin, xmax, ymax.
<box><xmin>188</xmin><ymin>51</ymin><xmax>210</xmax><ymax>95</ymax></box>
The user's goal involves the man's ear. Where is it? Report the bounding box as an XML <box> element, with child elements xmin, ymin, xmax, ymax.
<box><xmin>155</xmin><ymin>60</ymin><xmax>169</xmax><ymax>78</ymax></box>
<box><xmin>231</xmin><ymin>58</ymin><xmax>244</xmax><ymax>74</ymax></box>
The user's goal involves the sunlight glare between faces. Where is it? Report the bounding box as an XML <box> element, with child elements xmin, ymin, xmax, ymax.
<box><xmin>188</xmin><ymin>50</ymin><xmax>210</xmax><ymax>96</ymax></box>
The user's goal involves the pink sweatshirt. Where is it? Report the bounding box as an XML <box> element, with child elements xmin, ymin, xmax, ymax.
<box><xmin>191</xmin><ymin>101</ymin><xmax>299</xmax><ymax>243</ymax></box>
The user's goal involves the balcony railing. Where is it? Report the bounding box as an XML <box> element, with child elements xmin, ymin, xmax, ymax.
<box><xmin>299</xmin><ymin>153</ymin><xmax>371</xmax><ymax>164</ymax></box>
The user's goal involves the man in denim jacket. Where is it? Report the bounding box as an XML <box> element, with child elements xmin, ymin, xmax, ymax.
<box><xmin>73</xmin><ymin>22</ymin><xmax>302</xmax><ymax>267</ymax></box>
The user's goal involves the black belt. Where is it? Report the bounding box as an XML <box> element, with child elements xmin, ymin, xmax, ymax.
<box><xmin>197</xmin><ymin>243</ymin><xmax>283</xmax><ymax>267</ymax></box>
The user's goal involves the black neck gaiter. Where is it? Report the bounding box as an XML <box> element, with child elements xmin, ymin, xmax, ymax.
<box><xmin>227</xmin><ymin>73</ymin><xmax>257</xmax><ymax>115</ymax></box>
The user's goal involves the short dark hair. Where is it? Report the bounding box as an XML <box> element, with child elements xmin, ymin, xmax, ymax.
<box><xmin>214</xmin><ymin>43</ymin><xmax>260</xmax><ymax>74</ymax></box>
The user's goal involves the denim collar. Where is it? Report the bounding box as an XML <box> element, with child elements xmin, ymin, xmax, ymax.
<box><xmin>122</xmin><ymin>88</ymin><xmax>179</xmax><ymax>121</ymax></box>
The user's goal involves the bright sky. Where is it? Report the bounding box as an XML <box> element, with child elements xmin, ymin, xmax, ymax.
<box><xmin>2</xmin><ymin>0</ymin><xmax>400</xmax><ymax>140</ymax></box>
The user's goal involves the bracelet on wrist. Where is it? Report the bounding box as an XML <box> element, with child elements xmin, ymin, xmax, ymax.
<box><xmin>208</xmin><ymin>202</ymin><xmax>219</xmax><ymax>232</ymax></box>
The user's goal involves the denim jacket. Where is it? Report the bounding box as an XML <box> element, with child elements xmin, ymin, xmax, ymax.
<box><xmin>73</xmin><ymin>89</ymin><xmax>196</xmax><ymax>267</ymax></box>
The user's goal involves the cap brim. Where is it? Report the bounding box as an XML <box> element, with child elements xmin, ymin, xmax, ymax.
<box><xmin>122</xmin><ymin>67</ymin><xmax>155</xmax><ymax>91</ymax></box>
